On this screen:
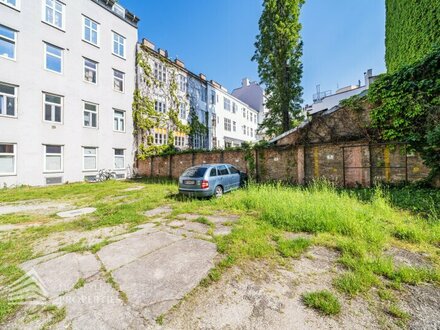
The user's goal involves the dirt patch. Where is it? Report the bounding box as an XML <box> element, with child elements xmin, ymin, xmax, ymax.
<box><xmin>163</xmin><ymin>247</ymin><xmax>386</xmax><ymax>329</ymax></box>
<box><xmin>385</xmin><ymin>247</ymin><xmax>432</xmax><ymax>268</ymax></box>
<box><xmin>402</xmin><ymin>284</ymin><xmax>440</xmax><ymax>330</ymax></box>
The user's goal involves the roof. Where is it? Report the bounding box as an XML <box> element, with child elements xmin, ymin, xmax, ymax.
<box><xmin>92</xmin><ymin>0</ymin><xmax>139</xmax><ymax>28</ymax></box>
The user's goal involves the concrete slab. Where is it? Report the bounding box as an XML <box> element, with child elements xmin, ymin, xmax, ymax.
<box><xmin>168</xmin><ymin>220</ymin><xmax>184</xmax><ymax>228</ymax></box>
<box><xmin>143</xmin><ymin>205</ymin><xmax>172</xmax><ymax>217</ymax></box>
<box><xmin>213</xmin><ymin>225</ymin><xmax>232</xmax><ymax>236</ymax></box>
<box><xmin>0</xmin><ymin>202</ymin><xmax>71</xmax><ymax>215</ymax></box>
<box><xmin>21</xmin><ymin>253</ymin><xmax>100</xmax><ymax>298</ymax></box>
<box><xmin>97</xmin><ymin>231</ymin><xmax>182</xmax><ymax>271</ymax></box>
<box><xmin>53</xmin><ymin>279</ymin><xmax>146</xmax><ymax>330</ymax></box>
<box><xmin>112</xmin><ymin>238</ymin><xmax>217</xmax><ymax>320</ymax></box>
<box><xmin>206</xmin><ymin>215</ymin><xmax>240</xmax><ymax>224</ymax></box>
<box><xmin>181</xmin><ymin>221</ymin><xmax>209</xmax><ymax>234</ymax></box>
<box><xmin>57</xmin><ymin>208</ymin><xmax>96</xmax><ymax>219</ymax></box>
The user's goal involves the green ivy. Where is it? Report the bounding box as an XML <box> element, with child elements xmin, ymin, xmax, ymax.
<box><xmin>385</xmin><ymin>0</ymin><xmax>440</xmax><ymax>72</ymax></box>
<box><xmin>368</xmin><ymin>47</ymin><xmax>440</xmax><ymax>179</ymax></box>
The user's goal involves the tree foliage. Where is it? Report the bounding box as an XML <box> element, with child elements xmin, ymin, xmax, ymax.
<box><xmin>253</xmin><ymin>0</ymin><xmax>305</xmax><ymax>137</ymax></box>
<box><xmin>369</xmin><ymin>48</ymin><xmax>440</xmax><ymax>178</ymax></box>
<box><xmin>385</xmin><ymin>0</ymin><xmax>440</xmax><ymax>73</ymax></box>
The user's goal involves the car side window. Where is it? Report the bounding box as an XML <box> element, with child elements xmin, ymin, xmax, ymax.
<box><xmin>210</xmin><ymin>168</ymin><xmax>217</xmax><ymax>177</ymax></box>
<box><xmin>228</xmin><ymin>166</ymin><xmax>239</xmax><ymax>174</ymax></box>
<box><xmin>217</xmin><ymin>165</ymin><xmax>229</xmax><ymax>176</ymax></box>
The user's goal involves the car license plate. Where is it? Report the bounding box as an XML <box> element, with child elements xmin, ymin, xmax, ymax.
<box><xmin>184</xmin><ymin>180</ymin><xmax>196</xmax><ymax>185</ymax></box>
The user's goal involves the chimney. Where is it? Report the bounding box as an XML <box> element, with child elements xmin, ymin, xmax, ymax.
<box><xmin>158</xmin><ymin>48</ymin><xmax>168</xmax><ymax>58</ymax></box>
<box><xmin>242</xmin><ymin>78</ymin><xmax>250</xmax><ymax>87</ymax></box>
<box><xmin>364</xmin><ymin>69</ymin><xmax>373</xmax><ymax>87</ymax></box>
<box><xmin>142</xmin><ymin>38</ymin><xmax>155</xmax><ymax>50</ymax></box>
<box><xmin>175</xmin><ymin>58</ymin><xmax>185</xmax><ymax>68</ymax></box>
<box><xmin>199</xmin><ymin>73</ymin><xmax>206</xmax><ymax>81</ymax></box>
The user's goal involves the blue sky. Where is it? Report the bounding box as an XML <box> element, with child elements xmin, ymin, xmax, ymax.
<box><xmin>121</xmin><ymin>0</ymin><xmax>386</xmax><ymax>105</ymax></box>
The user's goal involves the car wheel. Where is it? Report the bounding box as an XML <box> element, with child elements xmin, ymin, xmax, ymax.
<box><xmin>214</xmin><ymin>185</ymin><xmax>223</xmax><ymax>198</ymax></box>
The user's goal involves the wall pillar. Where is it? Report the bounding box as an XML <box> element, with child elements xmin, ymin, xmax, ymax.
<box><xmin>297</xmin><ymin>146</ymin><xmax>305</xmax><ymax>185</ymax></box>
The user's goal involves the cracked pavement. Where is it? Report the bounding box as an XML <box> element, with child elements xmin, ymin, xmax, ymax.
<box><xmin>3</xmin><ymin>207</ymin><xmax>238</xmax><ymax>329</ymax></box>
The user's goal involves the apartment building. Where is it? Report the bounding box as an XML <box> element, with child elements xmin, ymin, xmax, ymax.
<box><xmin>209</xmin><ymin>81</ymin><xmax>260</xmax><ymax>148</ymax></box>
<box><xmin>0</xmin><ymin>0</ymin><xmax>138</xmax><ymax>187</ymax></box>
<box><xmin>136</xmin><ymin>39</ymin><xmax>260</xmax><ymax>153</ymax></box>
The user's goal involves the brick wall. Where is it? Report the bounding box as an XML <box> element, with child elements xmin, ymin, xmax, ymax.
<box><xmin>137</xmin><ymin>142</ymin><xmax>430</xmax><ymax>187</ymax></box>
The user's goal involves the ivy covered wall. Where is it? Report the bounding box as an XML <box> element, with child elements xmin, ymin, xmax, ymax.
<box><xmin>385</xmin><ymin>0</ymin><xmax>440</xmax><ymax>72</ymax></box>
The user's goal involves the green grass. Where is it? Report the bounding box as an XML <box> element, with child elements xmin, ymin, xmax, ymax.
<box><xmin>276</xmin><ymin>237</ymin><xmax>311</xmax><ymax>258</ymax></box>
<box><xmin>302</xmin><ymin>290</ymin><xmax>341</xmax><ymax>315</ymax></box>
<box><xmin>0</xmin><ymin>179</ymin><xmax>439</xmax><ymax>325</ymax></box>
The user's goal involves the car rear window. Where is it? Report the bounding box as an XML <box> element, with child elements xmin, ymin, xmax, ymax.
<box><xmin>182</xmin><ymin>167</ymin><xmax>208</xmax><ymax>178</ymax></box>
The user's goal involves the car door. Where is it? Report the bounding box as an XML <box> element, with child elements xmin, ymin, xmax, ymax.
<box><xmin>217</xmin><ymin>165</ymin><xmax>231</xmax><ymax>191</ymax></box>
<box><xmin>227</xmin><ymin>165</ymin><xmax>241</xmax><ymax>189</ymax></box>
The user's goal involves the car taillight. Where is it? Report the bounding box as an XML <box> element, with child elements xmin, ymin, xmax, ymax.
<box><xmin>201</xmin><ymin>180</ymin><xmax>209</xmax><ymax>189</ymax></box>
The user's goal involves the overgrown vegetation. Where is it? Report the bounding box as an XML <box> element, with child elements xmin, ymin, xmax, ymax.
<box><xmin>0</xmin><ymin>180</ymin><xmax>439</xmax><ymax>324</ymax></box>
<box><xmin>385</xmin><ymin>0</ymin><xmax>440</xmax><ymax>72</ymax></box>
<box><xmin>369</xmin><ymin>47</ymin><xmax>440</xmax><ymax>180</ymax></box>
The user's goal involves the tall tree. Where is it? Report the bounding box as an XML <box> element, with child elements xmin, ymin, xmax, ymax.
<box><xmin>253</xmin><ymin>0</ymin><xmax>305</xmax><ymax>136</ymax></box>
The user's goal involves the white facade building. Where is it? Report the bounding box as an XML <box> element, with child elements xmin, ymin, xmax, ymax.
<box><xmin>0</xmin><ymin>0</ymin><xmax>138</xmax><ymax>187</ymax></box>
<box><xmin>136</xmin><ymin>39</ymin><xmax>260</xmax><ymax>152</ymax></box>
<box><xmin>305</xmin><ymin>69</ymin><xmax>378</xmax><ymax>115</ymax></box>
<box><xmin>209</xmin><ymin>81</ymin><xmax>259</xmax><ymax>148</ymax></box>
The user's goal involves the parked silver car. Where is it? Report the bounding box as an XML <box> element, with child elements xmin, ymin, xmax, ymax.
<box><xmin>178</xmin><ymin>164</ymin><xmax>246</xmax><ymax>198</ymax></box>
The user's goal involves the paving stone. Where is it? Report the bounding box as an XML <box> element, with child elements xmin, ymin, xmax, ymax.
<box><xmin>21</xmin><ymin>252</ymin><xmax>66</xmax><ymax>271</ymax></box>
<box><xmin>56</xmin><ymin>208</ymin><xmax>96</xmax><ymax>219</ymax></box>
<box><xmin>112</xmin><ymin>238</ymin><xmax>217</xmax><ymax>320</ymax></box>
<box><xmin>213</xmin><ymin>225</ymin><xmax>232</xmax><ymax>236</ymax></box>
<box><xmin>143</xmin><ymin>205</ymin><xmax>172</xmax><ymax>217</ymax></box>
<box><xmin>97</xmin><ymin>231</ymin><xmax>182</xmax><ymax>271</ymax></box>
<box><xmin>206</xmin><ymin>215</ymin><xmax>240</xmax><ymax>224</ymax></box>
<box><xmin>53</xmin><ymin>279</ymin><xmax>146</xmax><ymax>330</ymax></box>
<box><xmin>181</xmin><ymin>221</ymin><xmax>209</xmax><ymax>234</ymax></box>
<box><xmin>176</xmin><ymin>213</ymin><xmax>203</xmax><ymax>221</ymax></box>
<box><xmin>168</xmin><ymin>220</ymin><xmax>184</xmax><ymax>228</ymax></box>
<box><xmin>21</xmin><ymin>253</ymin><xmax>100</xmax><ymax>298</ymax></box>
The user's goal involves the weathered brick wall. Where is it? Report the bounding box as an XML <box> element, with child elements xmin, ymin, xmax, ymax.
<box><xmin>137</xmin><ymin>143</ymin><xmax>430</xmax><ymax>187</ymax></box>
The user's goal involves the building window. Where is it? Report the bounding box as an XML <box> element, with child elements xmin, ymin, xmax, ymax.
<box><xmin>0</xmin><ymin>83</ymin><xmax>16</xmax><ymax>117</ymax></box>
<box><xmin>254</xmin><ymin>114</ymin><xmax>257</xmax><ymax>123</ymax></box>
<box><xmin>232</xmin><ymin>102</ymin><xmax>237</xmax><ymax>114</ymax></box>
<box><xmin>84</xmin><ymin>58</ymin><xmax>98</xmax><ymax>84</ymax></box>
<box><xmin>247</xmin><ymin>127</ymin><xmax>250</xmax><ymax>136</ymax></box>
<box><xmin>201</xmin><ymin>87</ymin><xmax>207</xmax><ymax>102</ymax></box>
<box><xmin>114</xmin><ymin>149</ymin><xmax>125</xmax><ymax>169</ymax></box>
<box><xmin>178</xmin><ymin>74</ymin><xmax>187</xmax><ymax>93</ymax></box>
<box><xmin>1</xmin><ymin>0</ymin><xmax>19</xmax><ymax>9</ymax></box>
<box><xmin>44</xmin><ymin>145</ymin><xmax>63</xmax><ymax>172</ymax></box>
<box><xmin>174</xmin><ymin>136</ymin><xmax>185</xmax><ymax>147</ymax></box>
<box><xmin>113</xmin><ymin>69</ymin><xmax>124</xmax><ymax>92</ymax></box>
<box><xmin>83</xmin><ymin>102</ymin><xmax>97</xmax><ymax>128</ymax></box>
<box><xmin>154</xmin><ymin>133</ymin><xmax>167</xmax><ymax>145</ymax></box>
<box><xmin>249</xmin><ymin>113</ymin><xmax>253</xmax><ymax>122</ymax></box>
<box><xmin>154</xmin><ymin>62</ymin><xmax>166</xmax><ymax>83</ymax></box>
<box><xmin>224</xmin><ymin>118</ymin><xmax>231</xmax><ymax>132</ymax></box>
<box><xmin>83</xmin><ymin>16</ymin><xmax>99</xmax><ymax>46</ymax></box>
<box><xmin>250</xmin><ymin>128</ymin><xmax>254</xmax><ymax>138</ymax></box>
<box><xmin>83</xmin><ymin>147</ymin><xmax>97</xmax><ymax>171</ymax></box>
<box><xmin>210</xmin><ymin>90</ymin><xmax>216</xmax><ymax>104</ymax></box>
<box><xmin>43</xmin><ymin>93</ymin><xmax>62</xmax><ymax>123</ymax></box>
<box><xmin>155</xmin><ymin>101</ymin><xmax>166</xmax><ymax>113</ymax></box>
<box><xmin>224</xmin><ymin>98</ymin><xmax>231</xmax><ymax>111</ymax></box>
<box><xmin>0</xmin><ymin>143</ymin><xmax>15</xmax><ymax>175</ymax></box>
<box><xmin>179</xmin><ymin>103</ymin><xmax>186</xmax><ymax>119</ymax></box>
<box><xmin>112</xmin><ymin>32</ymin><xmax>125</xmax><ymax>58</ymax></box>
<box><xmin>0</xmin><ymin>25</ymin><xmax>16</xmax><ymax>60</ymax></box>
<box><xmin>243</xmin><ymin>125</ymin><xmax>246</xmax><ymax>135</ymax></box>
<box><xmin>113</xmin><ymin>110</ymin><xmax>125</xmax><ymax>132</ymax></box>
<box><xmin>44</xmin><ymin>43</ymin><xmax>62</xmax><ymax>73</ymax></box>
<box><xmin>43</xmin><ymin>0</ymin><xmax>65</xmax><ymax>30</ymax></box>
<box><xmin>232</xmin><ymin>121</ymin><xmax>236</xmax><ymax>132</ymax></box>
<box><xmin>242</xmin><ymin>108</ymin><xmax>246</xmax><ymax>118</ymax></box>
